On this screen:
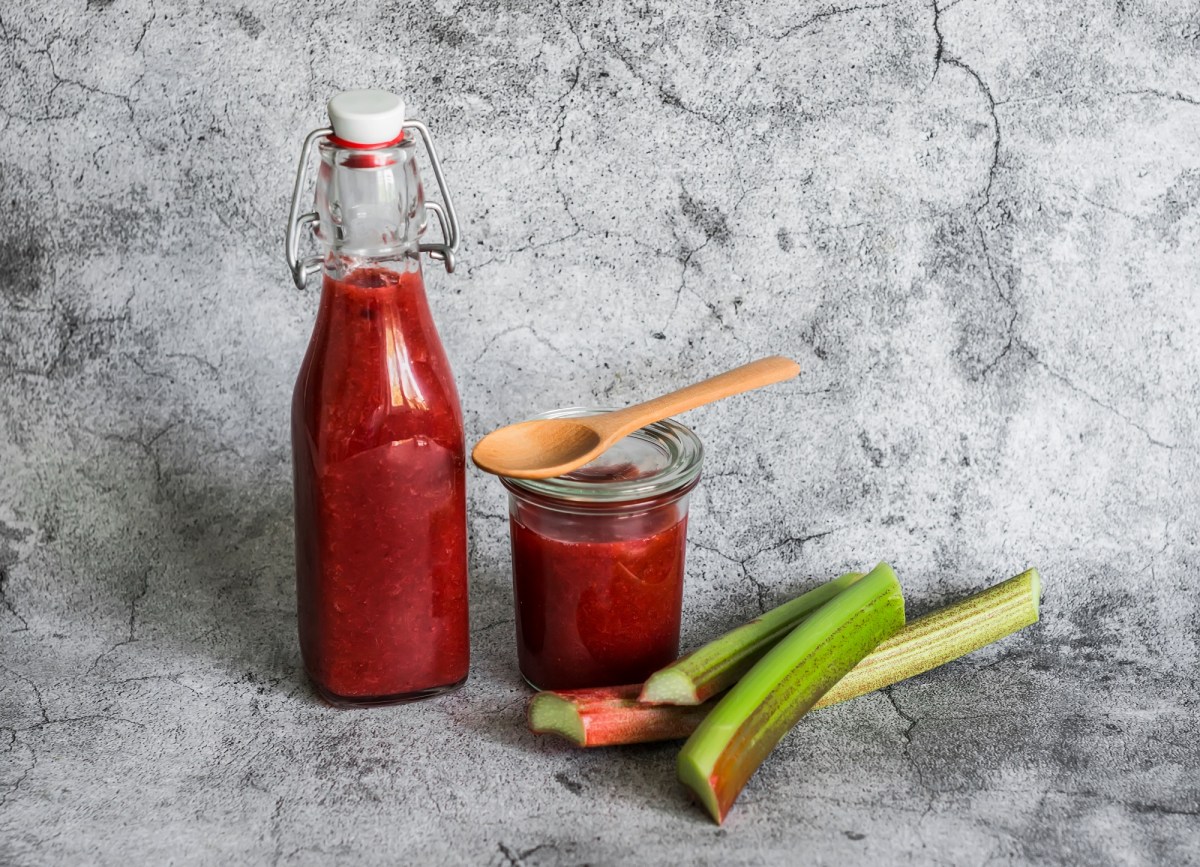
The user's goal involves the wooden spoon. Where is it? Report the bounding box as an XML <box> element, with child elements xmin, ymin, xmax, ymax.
<box><xmin>471</xmin><ymin>355</ymin><xmax>801</xmax><ymax>480</ymax></box>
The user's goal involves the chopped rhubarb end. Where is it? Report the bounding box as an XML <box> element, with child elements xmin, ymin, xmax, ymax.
<box><xmin>677</xmin><ymin>755</ymin><xmax>725</xmax><ymax>823</ymax></box>
<box><xmin>528</xmin><ymin>692</ymin><xmax>588</xmax><ymax>746</ymax></box>
<box><xmin>639</xmin><ymin>667</ymin><xmax>700</xmax><ymax>705</ymax></box>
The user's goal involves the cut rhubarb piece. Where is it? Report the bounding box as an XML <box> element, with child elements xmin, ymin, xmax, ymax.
<box><xmin>640</xmin><ymin>571</ymin><xmax>865</xmax><ymax>705</ymax></box>
<box><xmin>677</xmin><ymin>562</ymin><xmax>905</xmax><ymax>824</ymax></box>
<box><xmin>528</xmin><ymin>569</ymin><xmax>1042</xmax><ymax>749</ymax></box>
<box><xmin>528</xmin><ymin>684</ymin><xmax>712</xmax><ymax>747</ymax></box>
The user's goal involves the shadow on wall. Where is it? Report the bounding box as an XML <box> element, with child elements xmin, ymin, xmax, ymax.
<box><xmin>87</xmin><ymin>423</ymin><xmax>310</xmax><ymax>700</ymax></box>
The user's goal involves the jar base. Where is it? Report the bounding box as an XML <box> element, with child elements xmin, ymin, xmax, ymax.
<box><xmin>310</xmin><ymin>674</ymin><xmax>468</xmax><ymax>708</ymax></box>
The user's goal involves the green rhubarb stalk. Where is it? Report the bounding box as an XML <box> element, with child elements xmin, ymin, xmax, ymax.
<box><xmin>640</xmin><ymin>571</ymin><xmax>866</xmax><ymax>705</ymax></box>
<box><xmin>528</xmin><ymin>684</ymin><xmax>713</xmax><ymax>747</ymax></box>
<box><xmin>527</xmin><ymin>569</ymin><xmax>1041</xmax><ymax>749</ymax></box>
<box><xmin>677</xmin><ymin>562</ymin><xmax>905</xmax><ymax>824</ymax></box>
<box><xmin>813</xmin><ymin>567</ymin><xmax>1041</xmax><ymax>709</ymax></box>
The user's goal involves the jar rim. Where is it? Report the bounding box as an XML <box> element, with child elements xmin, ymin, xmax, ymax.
<box><xmin>498</xmin><ymin>407</ymin><xmax>704</xmax><ymax>504</ymax></box>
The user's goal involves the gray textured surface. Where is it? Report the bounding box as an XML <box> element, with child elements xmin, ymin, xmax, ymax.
<box><xmin>2</xmin><ymin>0</ymin><xmax>1199</xmax><ymax>863</ymax></box>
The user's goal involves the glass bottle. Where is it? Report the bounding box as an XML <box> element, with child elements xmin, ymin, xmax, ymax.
<box><xmin>285</xmin><ymin>90</ymin><xmax>467</xmax><ymax>706</ymax></box>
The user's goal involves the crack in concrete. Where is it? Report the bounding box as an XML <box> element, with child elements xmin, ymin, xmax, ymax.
<box><xmin>165</xmin><ymin>351</ymin><xmax>221</xmax><ymax>378</ymax></box>
<box><xmin>946</xmin><ymin>56</ymin><xmax>1001</xmax><ymax>217</ymax></box>
<box><xmin>732</xmin><ymin>3</ymin><xmax>894</xmax><ymax>130</ymax></box>
<box><xmin>127</xmin><ymin>353</ymin><xmax>174</xmax><ymax>382</ymax></box>
<box><xmin>2</xmin><ymin>665</ymin><xmax>50</xmax><ymax>724</ymax></box>
<box><xmin>763</xmin><ymin>3</ymin><xmax>894</xmax><ymax>41</ymax></box>
<box><xmin>472</xmin><ymin>618</ymin><xmax>514</xmax><ymax>635</ymax></box>
<box><xmin>134</xmin><ymin>0</ymin><xmax>156</xmax><ymax>54</ymax></box>
<box><xmin>467</xmin><ymin>225</ymin><xmax>583</xmax><ymax>275</ymax></box>
<box><xmin>0</xmin><ymin>10</ymin><xmax>153</xmax><ymax>153</ymax></box>
<box><xmin>0</xmin><ymin>735</ymin><xmax>37</xmax><ymax>812</ymax></box>
<box><xmin>692</xmin><ymin>528</ymin><xmax>841</xmax><ymax>613</ymax></box>
<box><xmin>930</xmin><ymin>1</ymin><xmax>945</xmax><ymax>80</ymax></box>
<box><xmin>14</xmin><ymin>292</ymin><xmax>137</xmax><ymax>380</ymax></box>
<box><xmin>884</xmin><ymin>685</ymin><xmax>940</xmax><ymax>852</ymax></box>
<box><xmin>937</xmin><ymin>49</ymin><xmax>1020</xmax><ymax>382</ymax></box>
<box><xmin>26</xmin><ymin>714</ymin><xmax>146</xmax><ymax>730</ymax></box>
<box><xmin>885</xmin><ymin>685</ymin><xmax>919</xmax><ymax>750</ymax></box>
<box><xmin>87</xmin><ymin>567</ymin><xmax>152</xmax><ymax>675</ymax></box>
<box><xmin>110</xmin><ymin>673</ymin><xmax>202</xmax><ymax>699</ymax></box>
<box><xmin>752</xmin><ymin>529</ymin><xmax>840</xmax><ymax>560</ymax></box>
<box><xmin>996</xmin><ymin>86</ymin><xmax>1200</xmax><ymax>109</ymax></box>
<box><xmin>592</xmin><ymin>33</ymin><xmax>727</xmax><ymax>132</ymax></box>
<box><xmin>1035</xmin><ymin>174</ymin><xmax>1148</xmax><ymax>223</ymax></box>
<box><xmin>1107</xmin><ymin>88</ymin><xmax>1200</xmax><ymax>108</ymax></box>
<box><xmin>660</xmin><ymin>183</ymin><xmax>753</xmax><ymax>339</ymax></box>
<box><xmin>90</xmin><ymin>420</ymin><xmax>178</xmax><ymax>485</ymax></box>
<box><xmin>0</xmin><ymin>566</ymin><xmax>29</xmax><ymax>632</ymax></box>
<box><xmin>547</xmin><ymin>0</ymin><xmax>590</xmax><ymax>173</ymax></box>
<box><xmin>1130</xmin><ymin>801</ymin><xmax>1200</xmax><ymax>817</ymax></box>
<box><xmin>548</xmin><ymin>57</ymin><xmax>583</xmax><ymax>161</ymax></box>
<box><xmin>976</xmin><ymin>310</ymin><xmax>1017</xmax><ymax>380</ymax></box>
<box><xmin>1017</xmin><ymin>339</ymin><xmax>1179</xmax><ymax>450</ymax></box>
<box><xmin>470</xmin><ymin>323</ymin><xmax>580</xmax><ymax>368</ymax></box>
<box><xmin>690</xmin><ymin>540</ymin><xmax>769</xmax><ymax>612</ymax></box>
<box><xmin>497</xmin><ymin>841</ymin><xmax>549</xmax><ymax>866</ymax></box>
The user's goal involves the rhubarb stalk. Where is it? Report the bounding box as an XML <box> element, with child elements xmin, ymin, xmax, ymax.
<box><xmin>814</xmin><ymin>567</ymin><xmax>1041</xmax><ymax>708</ymax></box>
<box><xmin>640</xmin><ymin>571</ymin><xmax>865</xmax><ymax>705</ymax></box>
<box><xmin>677</xmin><ymin>562</ymin><xmax>905</xmax><ymax>823</ymax></box>
<box><xmin>528</xmin><ymin>684</ymin><xmax>713</xmax><ymax>747</ymax></box>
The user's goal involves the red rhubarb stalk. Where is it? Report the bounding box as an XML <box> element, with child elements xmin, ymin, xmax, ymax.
<box><xmin>527</xmin><ymin>684</ymin><xmax>712</xmax><ymax>747</ymax></box>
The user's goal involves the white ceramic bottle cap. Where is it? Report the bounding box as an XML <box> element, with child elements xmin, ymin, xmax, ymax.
<box><xmin>326</xmin><ymin>90</ymin><xmax>405</xmax><ymax>146</ymax></box>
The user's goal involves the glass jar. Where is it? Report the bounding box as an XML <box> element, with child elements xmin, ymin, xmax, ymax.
<box><xmin>501</xmin><ymin>408</ymin><xmax>704</xmax><ymax>690</ymax></box>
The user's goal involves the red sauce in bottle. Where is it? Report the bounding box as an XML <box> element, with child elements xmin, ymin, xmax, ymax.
<box><xmin>292</xmin><ymin>266</ymin><xmax>469</xmax><ymax>705</ymax></box>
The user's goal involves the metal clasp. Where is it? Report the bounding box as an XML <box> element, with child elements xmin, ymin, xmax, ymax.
<box><xmin>285</xmin><ymin>127</ymin><xmax>329</xmax><ymax>291</ymax></box>
<box><xmin>284</xmin><ymin>120</ymin><xmax>462</xmax><ymax>290</ymax></box>
<box><xmin>404</xmin><ymin>120</ymin><xmax>461</xmax><ymax>275</ymax></box>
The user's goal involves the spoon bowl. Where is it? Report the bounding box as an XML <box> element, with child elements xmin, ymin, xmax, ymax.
<box><xmin>471</xmin><ymin>355</ymin><xmax>801</xmax><ymax>480</ymax></box>
<box><xmin>472</xmin><ymin>418</ymin><xmax>606</xmax><ymax>479</ymax></box>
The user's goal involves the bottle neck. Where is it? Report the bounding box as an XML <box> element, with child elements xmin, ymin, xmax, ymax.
<box><xmin>323</xmin><ymin>253</ymin><xmax>423</xmax><ymax>284</ymax></box>
<box><xmin>314</xmin><ymin>138</ymin><xmax>426</xmax><ymax>262</ymax></box>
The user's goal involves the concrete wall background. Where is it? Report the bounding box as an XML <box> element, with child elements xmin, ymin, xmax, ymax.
<box><xmin>1</xmin><ymin>0</ymin><xmax>1198</xmax><ymax>863</ymax></box>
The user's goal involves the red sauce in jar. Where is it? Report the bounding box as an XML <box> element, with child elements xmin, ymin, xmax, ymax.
<box><xmin>292</xmin><ymin>266</ymin><xmax>469</xmax><ymax>705</ymax></box>
<box><xmin>507</xmin><ymin>433</ymin><xmax>700</xmax><ymax>691</ymax></box>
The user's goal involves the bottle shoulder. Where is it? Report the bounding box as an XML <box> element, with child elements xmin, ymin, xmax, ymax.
<box><xmin>293</xmin><ymin>267</ymin><xmax>464</xmax><ymax>460</ymax></box>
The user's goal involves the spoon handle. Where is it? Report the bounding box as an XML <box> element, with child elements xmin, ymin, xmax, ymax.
<box><xmin>605</xmin><ymin>356</ymin><xmax>801</xmax><ymax>437</ymax></box>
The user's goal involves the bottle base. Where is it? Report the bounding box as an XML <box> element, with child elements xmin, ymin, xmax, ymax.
<box><xmin>310</xmin><ymin>674</ymin><xmax>468</xmax><ymax>708</ymax></box>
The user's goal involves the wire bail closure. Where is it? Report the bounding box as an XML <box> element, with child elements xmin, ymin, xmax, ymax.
<box><xmin>285</xmin><ymin>121</ymin><xmax>461</xmax><ymax>290</ymax></box>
